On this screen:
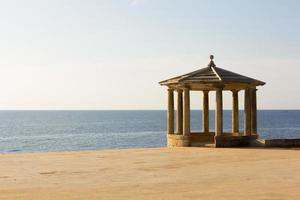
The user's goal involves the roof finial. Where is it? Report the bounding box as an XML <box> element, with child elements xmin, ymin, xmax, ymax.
<box><xmin>208</xmin><ymin>55</ymin><xmax>216</xmax><ymax>68</ymax></box>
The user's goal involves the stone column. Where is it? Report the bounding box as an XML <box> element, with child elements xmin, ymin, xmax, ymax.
<box><xmin>232</xmin><ymin>90</ymin><xmax>239</xmax><ymax>134</ymax></box>
<box><xmin>183</xmin><ymin>88</ymin><xmax>190</xmax><ymax>136</ymax></box>
<box><xmin>202</xmin><ymin>90</ymin><xmax>209</xmax><ymax>133</ymax></box>
<box><xmin>176</xmin><ymin>89</ymin><xmax>183</xmax><ymax>134</ymax></box>
<box><xmin>215</xmin><ymin>88</ymin><xmax>223</xmax><ymax>136</ymax></box>
<box><xmin>251</xmin><ymin>89</ymin><xmax>257</xmax><ymax>135</ymax></box>
<box><xmin>167</xmin><ymin>88</ymin><xmax>174</xmax><ymax>135</ymax></box>
<box><xmin>244</xmin><ymin>88</ymin><xmax>251</xmax><ymax>136</ymax></box>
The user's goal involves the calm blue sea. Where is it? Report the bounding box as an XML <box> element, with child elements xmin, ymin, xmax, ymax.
<box><xmin>0</xmin><ymin>110</ymin><xmax>299</xmax><ymax>153</ymax></box>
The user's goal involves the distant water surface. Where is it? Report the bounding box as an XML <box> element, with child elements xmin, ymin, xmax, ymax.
<box><xmin>0</xmin><ymin>110</ymin><xmax>299</xmax><ymax>153</ymax></box>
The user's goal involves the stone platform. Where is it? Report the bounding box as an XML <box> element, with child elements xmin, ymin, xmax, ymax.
<box><xmin>167</xmin><ymin>133</ymin><xmax>300</xmax><ymax>148</ymax></box>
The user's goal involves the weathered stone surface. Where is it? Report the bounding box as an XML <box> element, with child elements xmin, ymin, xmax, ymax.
<box><xmin>215</xmin><ymin>135</ymin><xmax>251</xmax><ymax>148</ymax></box>
<box><xmin>167</xmin><ymin>134</ymin><xmax>190</xmax><ymax>147</ymax></box>
<box><xmin>189</xmin><ymin>132</ymin><xmax>215</xmax><ymax>143</ymax></box>
<box><xmin>264</xmin><ymin>139</ymin><xmax>300</xmax><ymax>147</ymax></box>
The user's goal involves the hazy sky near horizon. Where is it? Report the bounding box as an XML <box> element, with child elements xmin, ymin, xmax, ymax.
<box><xmin>0</xmin><ymin>0</ymin><xmax>299</xmax><ymax>110</ymax></box>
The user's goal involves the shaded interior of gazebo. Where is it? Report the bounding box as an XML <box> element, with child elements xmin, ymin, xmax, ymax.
<box><xmin>159</xmin><ymin>55</ymin><xmax>265</xmax><ymax>147</ymax></box>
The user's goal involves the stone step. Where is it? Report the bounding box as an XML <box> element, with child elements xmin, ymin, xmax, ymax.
<box><xmin>250</xmin><ymin>139</ymin><xmax>266</xmax><ymax>147</ymax></box>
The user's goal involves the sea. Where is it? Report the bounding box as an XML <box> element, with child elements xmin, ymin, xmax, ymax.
<box><xmin>0</xmin><ymin>110</ymin><xmax>299</xmax><ymax>153</ymax></box>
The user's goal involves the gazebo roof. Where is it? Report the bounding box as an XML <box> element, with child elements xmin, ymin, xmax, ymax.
<box><xmin>159</xmin><ymin>55</ymin><xmax>265</xmax><ymax>87</ymax></box>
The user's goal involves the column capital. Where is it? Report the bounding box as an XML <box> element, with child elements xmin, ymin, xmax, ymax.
<box><xmin>202</xmin><ymin>90</ymin><xmax>209</xmax><ymax>94</ymax></box>
<box><xmin>231</xmin><ymin>89</ymin><xmax>240</xmax><ymax>93</ymax></box>
<box><xmin>215</xmin><ymin>87</ymin><xmax>223</xmax><ymax>92</ymax></box>
<box><xmin>214</xmin><ymin>85</ymin><xmax>224</xmax><ymax>90</ymax></box>
<box><xmin>213</xmin><ymin>84</ymin><xmax>225</xmax><ymax>90</ymax></box>
<box><xmin>244</xmin><ymin>86</ymin><xmax>255</xmax><ymax>90</ymax></box>
<box><xmin>182</xmin><ymin>87</ymin><xmax>190</xmax><ymax>92</ymax></box>
<box><xmin>176</xmin><ymin>89</ymin><xmax>183</xmax><ymax>93</ymax></box>
<box><xmin>168</xmin><ymin>88</ymin><xmax>174</xmax><ymax>92</ymax></box>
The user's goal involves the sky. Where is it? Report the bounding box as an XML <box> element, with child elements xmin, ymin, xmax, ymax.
<box><xmin>0</xmin><ymin>0</ymin><xmax>299</xmax><ymax>110</ymax></box>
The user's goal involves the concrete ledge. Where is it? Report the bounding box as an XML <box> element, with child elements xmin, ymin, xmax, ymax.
<box><xmin>265</xmin><ymin>139</ymin><xmax>300</xmax><ymax>147</ymax></box>
<box><xmin>250</xmin><ymin>138</ymin><xmax>300</xmax><ymax>148</ymax></box>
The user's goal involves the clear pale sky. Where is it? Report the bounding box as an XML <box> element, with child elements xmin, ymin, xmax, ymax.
<box><xmin>0</xmin><ymin>0</ymin><xmax>299</xmax><ymax>110</ymax></box>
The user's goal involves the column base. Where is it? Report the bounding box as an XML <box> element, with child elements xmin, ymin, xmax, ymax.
<box><xmin>167</xmin><ymin>134</ymin><xmax>190</xmax><ymax>147</ymax></box>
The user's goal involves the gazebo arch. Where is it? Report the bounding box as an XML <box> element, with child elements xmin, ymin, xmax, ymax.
<box><xmin>159</xmin><ymin>55</ymin><xmax>265</xmax><ymax>147</ymax></box>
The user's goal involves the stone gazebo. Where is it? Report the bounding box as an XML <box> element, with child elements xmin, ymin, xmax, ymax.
<box><xmin>159</xmin><ymin>55</ymin><xmax>265</xmax><ymax>147</ymax></box>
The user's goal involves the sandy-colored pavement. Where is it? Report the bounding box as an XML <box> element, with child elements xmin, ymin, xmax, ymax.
<box><xmin>0</xmin><ymin>147</ymin><xmax>299</xmax><ymax>200</ymax></box>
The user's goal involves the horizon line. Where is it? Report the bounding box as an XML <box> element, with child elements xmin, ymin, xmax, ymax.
<box><xmin>0</xmin><ymin>109</ymin><xmax>299</xmax><ymax>111</ymax></box>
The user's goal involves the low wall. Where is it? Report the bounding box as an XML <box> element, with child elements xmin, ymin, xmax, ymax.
<box><xmin>214</xmin><ymin>136</ymin><xmax>251</xmax><ymax>147</ymax></box>
<box><xmin>167</xmin><ymin>133</ymin><xmax>215</xmax><ymax>147</ymax></box>
<box><xmin>167</xmin><ymin>134</ymin><xmax>190</xmax><ymax>147</ymax></box>
<box><xmin>252</xmin><ymin>139</ymin><xmax>300</xmax><ymax>148</ymax></box>
<box><xmin>190</xmin><ymin>132</ymin><xmax>215</xmax><ymax>144</ymax></box>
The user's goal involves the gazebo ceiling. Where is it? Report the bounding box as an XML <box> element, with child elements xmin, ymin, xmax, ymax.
<box><xmin>159</xmin><ymin>55</ymin><xmax>265</xmax><ymax>87</ymax></box>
